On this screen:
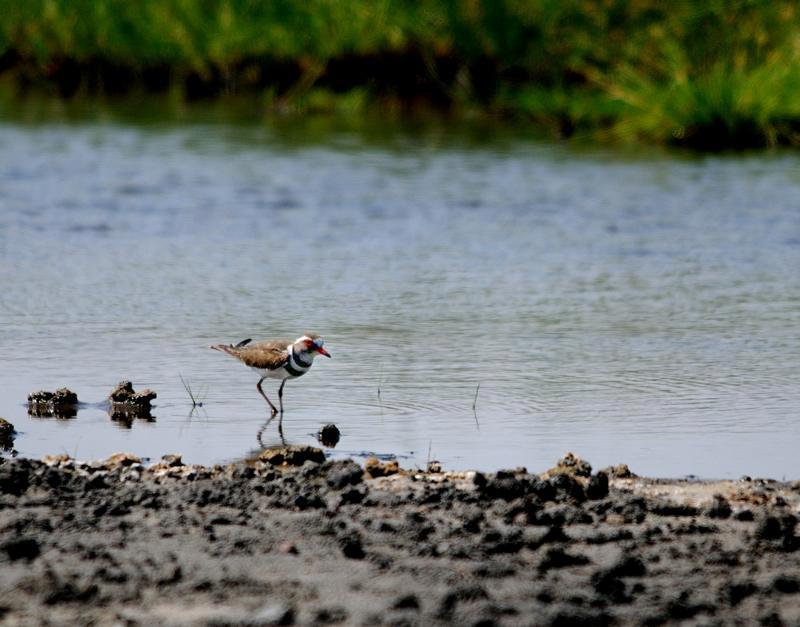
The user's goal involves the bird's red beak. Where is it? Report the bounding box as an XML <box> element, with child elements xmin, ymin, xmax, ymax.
<box><xmin>317</xmin><ymin>346</ymin><xmax>331</xmax><ymax>358</ymax></box>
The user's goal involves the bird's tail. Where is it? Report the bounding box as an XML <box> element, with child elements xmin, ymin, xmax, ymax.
<box><xmin>209</xmin><ymin>338</ymin><xmax>252</xmax><ymax>356</ymax></box>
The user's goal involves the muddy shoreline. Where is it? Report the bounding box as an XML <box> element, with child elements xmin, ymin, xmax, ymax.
<box><xmin>1</xmin><ymin>451</ymin><xmax>799</xmax><ymax>626</ymax></box>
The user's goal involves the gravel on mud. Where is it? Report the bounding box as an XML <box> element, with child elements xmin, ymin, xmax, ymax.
<box><xmin>1</xmin><ymin>449</ymin><xmax>799</xmax><ymax>625</ymax></box>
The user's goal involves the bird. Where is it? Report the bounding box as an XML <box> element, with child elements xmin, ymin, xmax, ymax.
<box><xmin>210</xmin><ymin>333</ymin><xmax>331</xmax><ymax>416</ymax></box>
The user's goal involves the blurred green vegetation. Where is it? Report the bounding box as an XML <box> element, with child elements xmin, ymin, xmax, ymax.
<box><xmin>1</xmin><ymin>0</ymin><xmax>799</xmax><ymax>148</ymax></box>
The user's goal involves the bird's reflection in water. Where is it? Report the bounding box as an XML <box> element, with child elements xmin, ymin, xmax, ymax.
<box><xmin>253</xmin><ymin>416</ymin><xmax>341</xmax><ymax>455</ymax></box>
<box><xmin>256</xmin><ymin>413</ymin><xmax>287</xmax><ymax>449</ymax></box>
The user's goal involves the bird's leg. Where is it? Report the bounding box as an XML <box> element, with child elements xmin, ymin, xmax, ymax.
<box><xmin>278</xmin><ymin>378</ymin><xmax>288</xmax><ymax>414</ymax></box>
<box><xmin>256</xmin><ymin>378</ymin><xmax>278</xmax><ymax>416</ymax></box>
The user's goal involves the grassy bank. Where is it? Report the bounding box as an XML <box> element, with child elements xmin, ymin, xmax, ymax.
<box><xmin>2</xmin><ymin>0</ymin><xmax>800</xmax><ymax>149</ymax></box>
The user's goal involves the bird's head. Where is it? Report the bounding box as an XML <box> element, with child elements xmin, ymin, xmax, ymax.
<box><xmin>294</xmin><ymin>334</ymin><xmax>331</xmax><ymax>359</ymax></box>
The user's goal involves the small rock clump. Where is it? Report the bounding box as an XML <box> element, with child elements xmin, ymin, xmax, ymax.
<box><xmin>0</xmin><ymin>417</ymin><xmax>15</xmax><ymax>451</ymax></box>
<box><xmin>544</xmin><ymin>452</ymin><xmax>593</xmax><ymax>478</ymax></box>
<box><xmin>109</xmin><ymin>380</ymin><xmax>157</xmax><ymax>406</ymax></box>
<box><xmin>601</xmin><ymin>464</ymin><xmax>638</xmax><ymax>478</ymax></box>
<box><xmin>27</xmin><ymin>388</ymin><xmax>78</xmax><ymax>417</ymax></box>
<box><xmin>108</xmin><ymin>381</ymin><xmax>156</xmax><ymax>423</ymax></box>
<box><xmin>317</xmin><ymin>424</ymin><xmax>341</xmax><ymax>447</ymax></box>
<box><xmin>0</xmin><ymin>418</ymin><xmax>14</xmax><ymax>438</ymax></box>
<box><xmin>364</xmin><ymin>457</ymin><xmax>400</xmax><ymax>478</ymax></box>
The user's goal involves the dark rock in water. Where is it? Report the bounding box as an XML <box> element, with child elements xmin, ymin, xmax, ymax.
<box><xmin>0</xmin><ymin>417</ymin><xmax>15</xmax><ymax>451</ymax></box>
<box><xmin>364</xmin><ymin>457</ymin><xmax>400</xmax><ymax>478</ymax></box>
<box><xmin>599</xmin><ymin>464</ymin><xmax>637</xmax><ymax>478</ymax></box>
<box><xmin>27</xmin><ymin>390</ymin><xmax>54</xmax><ymax>403</ymax></box>
<box><xmin>108</xmin><ymin>381</ymin><xmax>157</xmax><ymax>423</ymax></box>
<box><xmin>317</xmin><ymin>423</ymin><xmax>341</xmax><ymax>447</ymax></box>
<box><xmin>0</xmin><ymin>417</ymin><xmax>14</xmax><ymax>438</ymax></box>
<box><xmin>109</xmin><ymin>381</ymin><xmax>156</xmax><ymax>407</ymax></box>
<box><xmin>51</xmin><ymin>388</ymin><xmax>78</xmax><ymax>406</ymax></box>
<box><xmin>109</xmin><ymin>380</ymin><xmax>136</xmax><ymax>402</ymax></box>
<box><xmin>27</xmin><ymin>388</ymin><xmax>78</xmax><ymax>418</ymax></box>
<box><xmin>259</xmin><ymin>445</ymin><xmax>325</xmax><ymax>467</ymax></box>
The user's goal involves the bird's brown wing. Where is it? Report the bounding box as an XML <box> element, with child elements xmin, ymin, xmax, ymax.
<box><xmin>233</xmin><ymin>339</ymin><xmax>290</xmax><ymax>371</ymax></box>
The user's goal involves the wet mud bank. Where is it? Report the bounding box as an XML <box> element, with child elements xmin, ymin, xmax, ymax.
<box><xmin>1</xmin><ymin>451</ymin><xmax>800</xmax><ymax>625</ymax></box>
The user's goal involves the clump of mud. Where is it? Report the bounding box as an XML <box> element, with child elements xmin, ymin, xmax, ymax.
<box><xmin>1</xmin><ymin>451</ymin><xmax>799</xmax><ymax>625</ymax></box>
<box><xmin>317</xmin><ymin>424</ymin><xmax>340</xmax><ymax>447</ymax></box>
<box><xmin>27</xmin><ymin>388</ymin><xmax>78</xmax><ymax>418</ymax></box>
<box><xmin>257</xmin><ymin>445</ymin><xmax>326</xmax><ymax>467</ymax></box>
<box><xmin>600</xmin><ymin>463</ymin><xmax>637</xmax><ymax>478</ymax></box>
<box><xmin>108</xmin><ymin>381</ymin><xmax>156</xmax><ymax>426</ymax></box>
<box><xmin>543</xmin><ymin>451</ymin><xmax>593</xmax><ymax>478</ymax></box>
<box><xmin>364</xmin><ymin>457</ymin><xmax>400</xmax><ymax>478</ymax></box>
<box><xmin>2</xmin><ymin>451</ymin><xmax>800</xmax><ymax>624</ymax></box>
<box><xmin>0</xmin><ymin>417</ymin><xmax>15</xmax><ymax>451</ymax></box>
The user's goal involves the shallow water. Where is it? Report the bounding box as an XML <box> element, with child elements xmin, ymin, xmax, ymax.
<box><xmin>1</xmin><ymin>114</ymin><xmax>799</xmax><ymax>477</ymax></box>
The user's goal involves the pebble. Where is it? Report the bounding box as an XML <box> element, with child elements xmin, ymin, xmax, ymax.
<box><xmin>252</xmin><ymin>602</ymin><xmax>294</xmax><ymax>625</ymax></box>
<box><xmin>277</xmin><ymin>540</ymin><xmax>299</xmax><ymax>555</ymax></box>
<box><xmin>317</xmin><ymin>423</ymin><xmax>341</xmax><ymax>447</ymax></box>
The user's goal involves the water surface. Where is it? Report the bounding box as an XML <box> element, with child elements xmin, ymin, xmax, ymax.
<box><xmin>1</xmin><ymin>115</ymin><xmax>799</xmax><ymax>477</ymax></box>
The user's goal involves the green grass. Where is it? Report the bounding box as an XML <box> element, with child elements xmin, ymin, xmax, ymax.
<box><xmin>2</xmin><ymin>0</ymin><xmax>800</xmax><ymax>149</ymax></box>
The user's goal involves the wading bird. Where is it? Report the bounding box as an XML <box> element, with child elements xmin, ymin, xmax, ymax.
<box><xmin>210</xmin><ymin>334</ymin><xmax>331</xmax><ymax>416</ymax></box>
